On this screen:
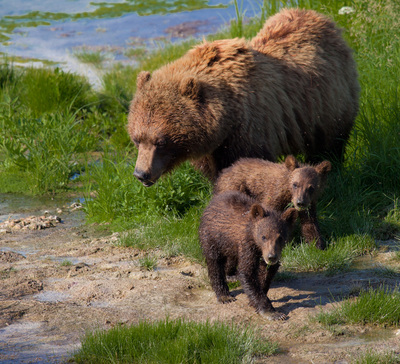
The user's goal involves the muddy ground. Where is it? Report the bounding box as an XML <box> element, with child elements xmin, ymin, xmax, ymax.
<box><xmin>0</xmin><ymin>203</ymin><xmax>400</xmax><ymax>363</ymax></box>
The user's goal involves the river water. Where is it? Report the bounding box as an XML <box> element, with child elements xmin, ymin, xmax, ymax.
<box><xmin>0</xmin><ymin>0</ymin><xmax>264</xmax><ymax>86</ymax></box>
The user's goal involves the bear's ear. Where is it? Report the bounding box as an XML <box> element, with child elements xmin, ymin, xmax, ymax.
<box><xmin>281</xmin><ymin>208</ymin><xmax>298</xmax><ymax>227</ymax></box>
<box><xmin>315</xmin><ymin>160</ymin><xmax>332</xmax><ymax>177</ymax></box>
<box><xmin>179</xmin><ymin>76</ymin><xmax>204</xmax><ymax>101</ymax></box>
<box><xmin>285</xmin><ymin>155</ymin><xmax>299</xmax><ymax>171</ymax></box>
<box><xmin>136</xmin><ymin>71</ymin><xmax>151</xmax><ymax>89</ymax></box>
<box><xmin>250</xmin><ymin>204</ymin><xmax>266</xmax><ymax>220</ymax></box>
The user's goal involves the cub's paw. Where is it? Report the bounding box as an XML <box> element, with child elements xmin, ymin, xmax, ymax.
<box><xmin>259</xmin><ymin>309</ymin><xmax>287</xmax><ymax>321</ymax></box>
<box><xmin>218</xmin><ymin>295</ymin><xmax>236</xmax><ymax>304</ymax></box>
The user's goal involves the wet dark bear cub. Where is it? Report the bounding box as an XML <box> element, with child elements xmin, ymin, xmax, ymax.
<box><xmin>199</xmin><ymin>191</ymin><xmax>297</xmax><ymax>320</ymax></box>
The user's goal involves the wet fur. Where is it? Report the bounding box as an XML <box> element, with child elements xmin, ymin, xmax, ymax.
<box><xmin>214</xmin><ymin>156</ymin><xmax>331</xmax><ymax>249</ymax></box>
<box><xmin>199</xmin><ymin>191</ymin><xmax>297</xmax><ymax>318</ymax></box>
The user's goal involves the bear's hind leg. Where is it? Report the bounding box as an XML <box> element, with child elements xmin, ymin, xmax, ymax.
<box><xmin>206</xmin><ymin>254</ymin><xmax>236</xmax><ymax>304</ymax></box>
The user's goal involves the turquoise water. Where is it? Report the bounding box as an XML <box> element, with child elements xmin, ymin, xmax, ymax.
<box><xmin>0</xmin><ymin>0</ymin><xmax>263</xmax><ymax>83</ymax></box>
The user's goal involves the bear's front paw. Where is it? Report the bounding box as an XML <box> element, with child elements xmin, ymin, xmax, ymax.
<box><xmin>259</xmin><ymin>309</ymin><xmax>287</xmax><ymax>321</ymax></box>
<box><xmin>218</xmin><ymin>295</ymin><xmax>236</xmax><ymax>304</ymax></box>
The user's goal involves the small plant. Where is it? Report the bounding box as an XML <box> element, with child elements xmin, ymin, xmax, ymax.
<box><xmin>230</xmin><ymin>0</ymin><xmax>245</xmax><ymax>38</ymax></box>
<box><xmin>316</xmin><ymin>285</ymin><xmax>400</xmax><ymax>327</ymax></box>
<box><xmin>124</xmin><ymin>47</ymin><xmax>147</xmax><ymax>59</ymax></box>
<box><xmin>372</xmin><ymin>264</ymin><xmax>400</xmax><ymax>278</ymax></box>
<box><xmin>74</xmin><ymin>318</ymin><xmax>279</xmax><ymax>363</ymax></box>
<box><xmin>354</xmin><ymin>349</ymin><xmax>400</xmax><ymax>364</ymax></box>
<box><xmin>281</xmin><ymin>235</ymin><xmax>377</xmax><ymax>274</ymax></box>
<box><xmin>60</xmin><ymin>259</ymin><xmax>73</xmax><ymax>267</ymax></box>
<box><xmin>74</xmin><ymin>50</ymin><xmax>106</xmax><ymax>68</ymax></box>
<box><xmin>138</xmin><ymin>254</ymin><xmax>158</xmax><ymax>271</ymax></box>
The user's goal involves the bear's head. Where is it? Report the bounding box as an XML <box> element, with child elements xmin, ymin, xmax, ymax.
<box><xmin>285</xmin><ymin>155</ymin><xmax>331</xmax><ymax>210</ymax></box>
<box><xmin>127</xmin><ymin>69</ymin><xmax>215</xmax><ymax>187</ymax></box>
<box><xmin>249</xmin><ymin>204</ymin><xmax>298</xmax><ymax>265</ymax></box>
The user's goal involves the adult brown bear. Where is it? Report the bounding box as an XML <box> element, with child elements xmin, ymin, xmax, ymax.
<box><xmin>128</xmin><ymin>8</ymin><xmax>359</xmax><ymax>186</ymax></box>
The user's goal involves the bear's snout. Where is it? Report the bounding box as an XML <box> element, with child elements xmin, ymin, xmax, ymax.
<box><xmin>296</xmin><ymin>198</ymin><xmax>307</xmax><ymax>209</ymax></box>
<box><xmin>264</xmin><ymin>252</ymin><xmax>279</xmax><ymax>265</ymax></box>
<box><xmin>133</xmin><ymin>169</ymin><xmax>154</xmax><ymax>187</ymax></box>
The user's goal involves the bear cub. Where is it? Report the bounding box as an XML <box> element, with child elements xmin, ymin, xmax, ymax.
<box><xmin>214</xmin><ymin>156</ymin><xmax>331</xmax><ymax>250</ymax></box>
<box><xmin>199</xmin><ymin>191</ymin><xmax>297</xmax><ymax>320</ymax></box>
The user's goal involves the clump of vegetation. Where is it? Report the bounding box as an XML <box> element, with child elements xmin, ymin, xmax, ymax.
<box><xmin>354</xmin><ymin>350</ymin><xmax>400</xmax><ymax>364</ymax></box>
<box><xmin>74</xmin><ymin>50</ymin><xmax>106</xmax><ymax>68</ymax></box>
<box><xmin>74</xmin><ymin>318</ymin><xmax>278</xmax><ymax>363</ymax></box>
<box><xmin>0</xmin><ymin>106</ymin><xmax>93</xmax><ymax>193</ymax></box>
<box><xmin>138</xmin><ymin>253</ymin><xmax>158</xmax><ymax>271</ymax></box>
<box><xmin>60</xmin><ymin>259</ymin><xmax>73</xmax><ymax>267</ymax></box>
<box><xmin>316</xmin><ymin>285</ymin><xmax>400</xmax><ymax>327</ymax></box>
<box><xmin>281</xmin><ymin>235</ymin><xmax>377</xmax><ymax>275</ymax></box>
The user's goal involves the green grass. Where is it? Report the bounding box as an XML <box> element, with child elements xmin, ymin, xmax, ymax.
<box><xmin>60</xmin><ymin>259</ymin><xmax>73</xmax><ymax>267</ymax></box>
<box><xmin>74</xmin><ymin>50</ymin><xmax>106</xmax><ymax>68</ymax></box>
<box><xmin>281</xmin><ymin>235</ymin><xmax>377</xmax><ymax>275</ymax></box>
<box><xmin>0</xmin><ymin>65</ymin><xmax>94</xmax><ymax>117</ymax></box>
<box><xmin>116</xmin><ymin>209</ymin><xmax>205</xmax><ymax>261</ymax></box>
<box><xmin>73</xmin><ymin>318</ymin><xmax>278</xmax><ymax>364</ymax></box>
<box><xmin>82</xmin><ymin>150</ymin><xmax>211</xmax><ymax>260</ymax></box>
<box><xmin>316</xmin><ymin>285</ymin><xmax>400</xmax><ymax>327</ymax></box>
<box><xmin>138</xmin><ymin>254</ymin><xmax>158</xmax><ymax>271</ymax></box>
<box><xmin>0</xmin><ymin>106</ymin><xmax>95</xmax><ymax>194</ymax></box>
<box><xmin>354</xmin><ymin>350</ymin><xmax>400</xmax><ymax>364</ymax></box>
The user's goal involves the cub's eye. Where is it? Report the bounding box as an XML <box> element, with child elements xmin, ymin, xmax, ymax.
<box><xmin>132</xmin><ymin>138</ymin><xmax>140</xmax><ymax>147</ymax></box>
<box><xmin>155</xmin><ymin>139</ymin><xmax>167</xmax><ymax>148</ymax></box>
<box><xmin>293</xmin><ymin>183</ymin><xmax>298</xmax><ymax>189</ymax></box>
<box><xmin>262</xmin><ymin>236</ymin><xmax>266</xmax><ymax>241</ymax></box>
<box><xmin>308</xmin><ymin>186</ymin><xmax>315</xmax><ymax>194</ymax></box>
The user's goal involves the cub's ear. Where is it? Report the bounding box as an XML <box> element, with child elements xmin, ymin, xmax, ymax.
<box><xmin>250</xmin><ymin>204</ymin><xmax>267</xmax><ymax>220</ymax></box>
<box><xmin>315</xmin><ymin>160</ymin><xmax>332</xmax><ymax>177</ymax></box>
<box><xmin>285</xmin><ymin>155</ymin><xmax>299</xmax><ymax>171</ymax></box>
<box><xmin>179</xmin><ymin>76</ymin><xmax>204</xmax><ymax>101</ymax></box>
<box><xmin>136</xmin><ymin>71</ymin><xmax>151</xmax><ymax>89</ymax></box>
<box><xmin>281</xmin><ymin>208</ymin><xmax>298</xmax><ymax>227</ymax></box>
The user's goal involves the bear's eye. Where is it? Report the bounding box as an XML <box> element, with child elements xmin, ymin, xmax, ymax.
<box><xmin>293</xmin><ymin>183</ymin><xmax>298</xmax><ymax>189</ymax></box>
<box><xmin>261</xmin><ymin>235</ymin><xmax>266</xmax><ymax>241</ymax></box>
<box><xmin>132</xmin><ymin>138</ymin><xmax>140</xmax><ymax>147</ymax></box>
<box><xmin>155</xmin><ymin>139</ymin><xmax>167</xmax><ymax>148</ymax></box>
<box><xmin>308</xmin><ymin>186</ymin><xmax>315</xmax><ymax>194</ymax></box>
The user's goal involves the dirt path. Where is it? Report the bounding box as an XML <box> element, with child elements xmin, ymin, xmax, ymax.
<box><xmin>0</xmin><ymin>206</ymin><xmax>399</xmax><ymax>363</ymax></box>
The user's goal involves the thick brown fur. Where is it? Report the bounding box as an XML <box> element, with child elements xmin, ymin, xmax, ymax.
<box><xmin>214</xmin><ymin>156</ymin><xmax>331</xmax><ymax>249</ymax></box>
<box><xmin>199</xmin><ymin>191</ymin><xmax>297</xmax><ymax>320</ymax></box>
<box><xmin>128</xmin><ymin>8</ymin><xmax>359</xmax><ymax>186</ymax></box>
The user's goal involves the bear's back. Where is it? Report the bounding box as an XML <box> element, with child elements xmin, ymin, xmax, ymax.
<box><xmin>199</xmin><ymin>191</ymin><xmax>255</xmax><ymax>251</ymax></box>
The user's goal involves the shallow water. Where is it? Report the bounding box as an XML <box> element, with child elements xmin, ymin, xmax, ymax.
<box><xmin>0</xmin><ymin>321</ymin><xmax>77</xmax><ymax>364</ymax></box>
<box><xmin>0</xmin><ymin>0</ymin><xmax>263</xmax><ymax>86</ymax></box>
<box><xmin>0</xmin><ymin>193</ymin><xmax>82</xmax><ymax>223</ymax></box>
